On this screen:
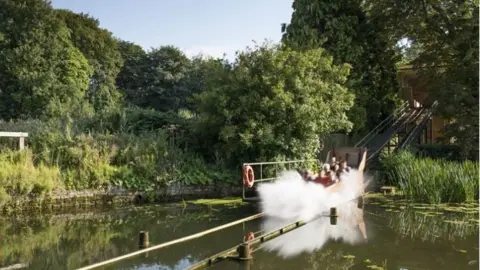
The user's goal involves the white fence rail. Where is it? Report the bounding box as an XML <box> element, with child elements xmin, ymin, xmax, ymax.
<box><xmin>0</xmin><ymin>132</ymin><xmax>29</xmax><ymax>150</ymax></box>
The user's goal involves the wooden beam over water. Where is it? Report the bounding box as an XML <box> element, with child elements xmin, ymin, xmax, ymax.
<box><xmin>0</xmin><ymin>132</ymin><xmax>29</xmax><ymax>137</ymax></box>
<box><xmin>0</xmin><ymin>131</ymin><xmax>29</xmax><ymax>150</ymax></box>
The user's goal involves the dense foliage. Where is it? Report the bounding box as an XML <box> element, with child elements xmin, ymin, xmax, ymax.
<box><xmin>55</xmin><ymin>9</ymin><xmax>124</xmax><ymax>113</ymax></box>
<box><xmin>193</xmin><ymin>44</ymin><xmax>354</xmax><ymax>166</ymax></box>
<box><xmin>0</xmin><ymin>0</ymin><xmax>477</xmax><ymax>202</ymax></box>
<box><xmin>0</xmin><ymin>116</ymin><xmax>236</xmax><ymax>204</ymax></box>
<box><xmin>366</xmin><ymin>0</ymin><xmax>479</xmax><ymax>159</ymax></box>
<box><xmin>281</xmin><ymin>0</ymin><xmax>401</xmax><ymax>133</ymax></box>
<box><xmin>0</xmin><ymin>0</ymin><xmax>93</xmax><ymax>119</ymax></box>
<box><xmin>0</xmin><ymin>0</ymin><xmax>356</xmax><ymax>202</ymax></box>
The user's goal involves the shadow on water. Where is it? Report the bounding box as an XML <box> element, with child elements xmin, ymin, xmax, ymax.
<box><xmin>0</xmin><ymin>200</ymin><xmax>478</xmax><ymax>270</ymax></box>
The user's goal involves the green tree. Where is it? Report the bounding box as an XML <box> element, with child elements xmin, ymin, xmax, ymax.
<box><xmin>0</xmin><ymin>0</ymin><xmax>93</xmax><ymax>120</ymax></box>
<box><xmin>282</xmin><ymin>0</ymin><xmax>400</xmax><ymax>133</ymax></box>
<box><xmin>116</xmin><ymin>40</ymin><xmax>148</xmax><ymax>106</ymax></box>
<box><xmin>55</xmin><ymin>9</ymin><xmax>124</xmax><ymax>113</ymax></box>
<box><xmin>140</xmin><ymin>46</ymin><xmax>192</xmax><ymax>112</ymax></box>
<box><xmin>396</xmin><ymin>39</ymin><xmax>424</xmax><ymax>66</ymax></box>
<box><xmin>366</xmin><ymin>0</ymin><xmax>479</xmax><ymax>159</ymax></box>
<box><xmin>193</xmin><ymin>43</ymin><xmax>354</xmax><ymax>165</ymax></box>
<box><xmin>183</xmin><ymin>55</ymin><xmax>231</xmax><ymax>112</ymax></box>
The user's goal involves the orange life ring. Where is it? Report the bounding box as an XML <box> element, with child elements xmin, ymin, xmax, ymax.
<box><xmin>243</xmin><ymin>232</ymin><xmax>255</xmax><ymax>242</ymax></box>
<box><xmin>242</xmin><ymin>165</ymin><xmax>255</xmax><ymax>188</ymax></box>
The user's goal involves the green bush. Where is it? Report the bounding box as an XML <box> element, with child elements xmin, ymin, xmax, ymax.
<box><xmin>0</xmin><ymin>150</ymin><xmax>62</xmax><ymax>201</ymax></box>
<box><xmin>410</xmin><ymin>143</ymin><xmax>477</xmax><ymax>161</ymax></box>
<box><xmin>0</xmin><ymin>117</ymin><xmax>236</xmax><ymax>200</ymax></box>
<box><xmin>78</xmin><ymin>106</ymin><xmax>194</xmax><ymax>134</ymax></box>
<box><xmin>380</xmin><ymin>150</ymin><xmax>479</xmax><ymax>203</ymax></box>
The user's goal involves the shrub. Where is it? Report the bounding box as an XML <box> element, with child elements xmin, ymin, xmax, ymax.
<box><xmin>0</xmin><ymin>117</ymin><xmax>237</xmax><ymax>199</ymax></box>
<box><xmin>410</xmin><ymin>143</ymin><xmax>477</xmax><ymax>161</ymax></box>
<box><xmin>193</xmin><ymin>43</ymin><xmax>355</xmax><ymax>167</ymax></box>
<box><xmin>380</xmin><ymin>150</ymin><xmax>479</xmax><ymax>203</ymax></box>
<box><xmin>0</xmin><ymin>150</ymin><xmax>62</xmax><ymax>201</ymax></box>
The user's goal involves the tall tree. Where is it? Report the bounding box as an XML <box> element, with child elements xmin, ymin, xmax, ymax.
<box><xmin>0</xmin><ymin>0</ymin><xmax>93</xmax><ymax>120</ymax></box>
<box><xmin>282</xmin><ymin>0</ymin><xmax>400</xmax><ymax>133</ymax></box>
<box><xmin>116</xmin><ymin>40</ymin><xmax>148</xmax><ymax>106</ymax></box>
<box><xmin>366</xmin><ymin>0</ymin><xmax>479</xmax><ymax>159</ymax></box>
<box><xmin>140</xmin><ymin>46</ymin><xmax>192</xmax><ymax>112</ymax></box>
<box><xmin>116</xmin><ymin>44</ymin><xmax>196</xmax><ymax>112</ymax></box>
<box><xmin>55</xmin><ymin>9</ymin><xmax>124</xmax><ymax>113</ymax></box>
<box><xmin>193</xmin><ymin>43</ymin><xmax>355</xmax><ymax>165</ymax></box>
<box><xmin>183</xmin><ymin>55</ymin><xmax>231</xmax><ymax>112</ymax></box>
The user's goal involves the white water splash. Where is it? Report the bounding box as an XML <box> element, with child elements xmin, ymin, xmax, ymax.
<box><xmin>256</xmin><ymin>168</ymin><xmax>366</xmax><ymax>222</ymax></box>
<box><xmin>260</xmin><ymin>200</ymin><xmax>367</xmax><ymax>258</ymax></box>
<box><xmin>256</xmin><ymin>169</ymin><xmax>368</xmax><ymax>258</ymax></box>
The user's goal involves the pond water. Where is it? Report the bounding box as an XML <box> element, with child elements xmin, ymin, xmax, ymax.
<box><xmin>0</xmin><ymin>198</ymin><xmax>478</xmax><ymax>270</ymax></box>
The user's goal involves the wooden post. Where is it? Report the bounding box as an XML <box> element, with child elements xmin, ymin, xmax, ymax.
<box><xmin>139</xmin><ymin>231</ymin><xmax>149</xmax><ymax>249</ymax></box>
<box><xmin>242</xmin><ymin>260</ymin><xmax>252</xmax><ymax>270</ymax></box>
<box><xmin>357</xmin><ymin>196</ymin><xmax>364</xmax><ymax>209</ymax></box>
<box><xmin>19</xmin><ymin>136</ymin><xmax>25</xmax><ymax>150</ymax></box>
<box><xmin>236</xmin><ymin>243</ymin><xmax>252</xmax><ymax>260</ymax></box>
<box><xmin>330</xmin><ymin>207</ymin><xmax>337</xmax><ymax>225</ymax></box>
<box><xmin>330</xmin><ymin>216</ymin><xmax>337</xmax><ymax>225</ymax></box>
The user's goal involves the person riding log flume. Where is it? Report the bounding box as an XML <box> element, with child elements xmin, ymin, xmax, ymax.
<box><xmin>299</xmin><ymin>157</ymin><xmax>350</xmax><ymax>187</ymax></box>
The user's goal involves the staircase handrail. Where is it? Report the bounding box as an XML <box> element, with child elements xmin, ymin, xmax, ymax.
<box><xmin>397</xmin><ymin>100</ymin><xmax>438</xmax><ymax>149</ymax></box>
<box><xmin>355</xmin><ymin>101</ymin><xmax>409</xmax><ymax>148</ymax></box>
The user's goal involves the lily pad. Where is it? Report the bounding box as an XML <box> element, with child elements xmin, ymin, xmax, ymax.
<box><xmin>366</xmin><ymin>265</ymin><xmax>384</xmax><ymax>270</ymax></box>
<box><xmin>443</xmin><ymin>220</ymin><xmax>468</xmax><ymax>225</ymax></box>
<box><xmin>343</xmin><ymin>255</ymin><xmax>356</xmax><ymax>259</ymax></box>
<box><xmin>188</xmin><ymin>198</ymin><xmax>245</xmax><ymax>205</ymax></box>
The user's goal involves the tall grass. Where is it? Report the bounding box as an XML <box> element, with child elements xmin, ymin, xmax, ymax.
<box><xmin>0</xmin><ymin>150</ymin><xmax>62</xmax><ymax>204</ymax></box>
<box><xmin>0</xmin><ymin>116</ymin><xmax>236</xmax><ymax>204</ymax></box>
<box><xmin>380</xmin><ymin>151</ymin><xmax>479</xmax><ymax>203</ymax></box>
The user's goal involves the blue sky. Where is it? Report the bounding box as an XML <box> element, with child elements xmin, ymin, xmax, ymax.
<box><xmin>51</xmin><ymin>0</ymin><xmax>294</xmax><ymax>60</ymax></box>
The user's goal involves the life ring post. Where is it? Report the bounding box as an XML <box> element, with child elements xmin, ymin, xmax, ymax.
<box><xmin>242</xmin><ymin>164</ymin><xmax>255</xmax><ymax>188</ymax></box>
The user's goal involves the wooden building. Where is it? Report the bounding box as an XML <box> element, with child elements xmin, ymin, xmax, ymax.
<box><xmin>396</xmin><ymin>65</ymin><xmax>447</xmax><ymax>144</ymax></box>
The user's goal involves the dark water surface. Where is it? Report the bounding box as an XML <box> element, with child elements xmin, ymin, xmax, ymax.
<box><xmin>0</xmin><ymin>199</ymin><xmax>478</xmax><ymax>270</ymax></box>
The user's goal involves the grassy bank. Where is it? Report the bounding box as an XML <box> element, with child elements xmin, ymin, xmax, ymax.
<box><xmin>0</xmin><ymin>115</ymin><xmax>237</xmax><ymax>207</ymax></box>
<box><xmin>380</xmin><ymin>150</ymin><xmax>479</xmax><ymax>204</ymax></box>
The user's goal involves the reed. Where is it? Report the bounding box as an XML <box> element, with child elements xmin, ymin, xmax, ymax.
<box><xmin>0</xmin><ymin>149</ymin><xmax>62</xmax><ymax>204</ymax></box>
<box><xmin>380</xmin><ymin>151</ymin><xmax>479</xmax><ymax>203</ymax></box>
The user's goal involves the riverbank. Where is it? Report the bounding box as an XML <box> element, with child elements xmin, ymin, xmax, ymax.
<box><xmin>0</xmin><ymin>186</ymin><xmax>449</xmax><ymax>216</ymax></box>
<box><xmin>1</xmin><ymin>183</ymin><xmax>243</xmax><ymax>215</ymax></box>
<box><xmin>0</xmin><ymin>119</ymin><xmax>242</xmax><ymax>214</ymax></box>
<box><xmin>0</xmin><ymin>185</ymin><xmax>396</xmax><ymax>215</ymax></box>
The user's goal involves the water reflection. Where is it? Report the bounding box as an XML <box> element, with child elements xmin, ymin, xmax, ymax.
<box><xmin>0</xmin><ymin>204</ymin><xmax>258</xmax><ymax>270</ymax></box>
<box><xmin>1</xmin><ymin>201</ymin><xmax>478</xmax><ymax>270</ymax></box>
<box><xmin>260</xmin><ymin>200</ymin><xmax>367</xmax><ymax>258</ymax></box>
<box><xmin>381</xmin><ymin>202</ymin><xmax>480</xmax><ymax>243</ymax></box>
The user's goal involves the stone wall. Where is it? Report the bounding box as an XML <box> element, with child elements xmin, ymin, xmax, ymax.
<box><xmin>2</xmin><ymin>183</ymin><xmax>245</xmax><ymax>214</ymax></box>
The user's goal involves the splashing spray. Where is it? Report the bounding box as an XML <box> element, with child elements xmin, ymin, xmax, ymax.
<box><xmin>256</xmin><ymin>168</ymin><xmax>367</xmax><ymax>222</ymax></box>
<box><xmin>256</xmin><ymin>168</ymin><xmax>369</xmax><ymax>257</ymax></box>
